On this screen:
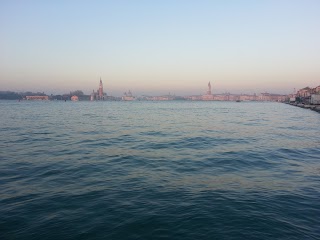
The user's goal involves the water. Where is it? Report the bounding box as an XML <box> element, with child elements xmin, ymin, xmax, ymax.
<box><xmin>0</xmin><ymin>101</ymin><xmax>319</xmax><ymax>240</ymax></box>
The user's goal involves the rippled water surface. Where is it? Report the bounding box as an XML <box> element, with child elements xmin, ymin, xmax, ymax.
<box><xmin>1</xmin><ymin>101</ymin><xmax>320</xmax><ymax>239</ymax></box>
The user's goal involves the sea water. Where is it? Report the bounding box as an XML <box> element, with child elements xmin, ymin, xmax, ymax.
<box><xmin>0</xmin><ymin>101</ymin><xmax>319</xmax><ymax>239</ymax></box>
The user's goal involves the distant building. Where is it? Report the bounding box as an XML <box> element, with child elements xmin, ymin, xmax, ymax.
<box><xmin>297</xmin><ymin>87</ymin><xmax>312</xmax><ymax>98</ymax></box>
<box><xmin>290</xmin><ymin>85</ymin><xmax>320</xmax><ymax>104</ymax></box>
<box><xmin>239</xmin><ymin>94</ymin><xmax>257</xmax><ymax>101</ymax></box>
<box><xmin>286</xmin><ymin>93</ymin><xmax>297</xmax><ymax>102</ymax></box>
<box><xmin>207</xmin><ymin>81</ymin><xmax>212</xmax><ymax>95</ymax></box>
<box><xmin>91</xmin><ymin>78</ymin><xmax>106</xmax><ymax>101</ymax></box>
<box><xmin>258</xmin><ymin>93</ymin><xmax>286</xmax><ymax>102</ymax></box>
<box><xmin>311</xmin><ymin>94</ymin><xmax>320</xmax><ymax>104</ymax></box>
<box><xmin>122</xmin><ymin>90</ymin><xmax>135</xmax><ymax>101</ymax></box>
<box><xmin>98</xmin><ymin>78</ymin><xmax>104</xmax><ymax>99</ymax></box>
<box><xmin>202</xmin><ymin>81</ymin><xmax>214</xmax><ymax>100</ymax></box>
<box><xmin>185</xmin><ymin>95</ymin><xmax>202</xmax><ymax>101</ymax></box>
<box><xmin>186</xmin><ymin>90</ymin><xmax>285</xmax><ymax>102</ymax></box>
<box><xmin>145</xmin><ymin>94</ymin><xmax>175</xmax><ymax>101</ymax></box>
<box><xmin>26</xmin><ymin>96</ymin><xmax>49</xmax><ymax>100</ymax></box>
<box><xmin>71</xmin><ymin>95</ymin><xmax>79</xmax><ymax>101</ymax></box>
<box><xmin>214</xmin><ymin>94</ymin><xmax>228</xmax><ymax>101</ymax></box>
<box><xmin>90</xmin><ymin>90</ymin><xmax>94</xmax><ymax>101</ymax></box>
<box><xmin>314</xmin><ymin>85</ymin><xmax>320</xmax><ymax>94</ymax></box>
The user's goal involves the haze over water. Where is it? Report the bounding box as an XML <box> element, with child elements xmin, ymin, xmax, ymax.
<box><xmin>0</xmin><ymin>101</ymin><xmax>319</xmax><ymax>239</ymax></box>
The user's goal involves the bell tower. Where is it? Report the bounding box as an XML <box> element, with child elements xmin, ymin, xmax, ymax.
<box><xmin>98</xmin><ymin>77</ymin><xmax>104</xmax><ymax>100</ymax></box>
<box><xmin>207</xmin><ymin>81</ymin><xmax>212</xmax><ymax>95</ymax></box>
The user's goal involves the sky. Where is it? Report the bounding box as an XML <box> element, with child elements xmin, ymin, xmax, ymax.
<box><xmin>1</xmin><ymin>0</ymin><xmax>320</xmax><ymax>96</ymax></box>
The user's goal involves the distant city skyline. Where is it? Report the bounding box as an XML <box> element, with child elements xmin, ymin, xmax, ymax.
<box><xmin>1</xmin><ymin>1</ymin><xmax>319</xmax><ymax>95</ymax></box>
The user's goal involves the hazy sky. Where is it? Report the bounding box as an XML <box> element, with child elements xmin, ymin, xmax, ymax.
<box><xmin>1</xmin><ymin>0</ymin><xmax>320</xmax><ymax>95</ymax></box>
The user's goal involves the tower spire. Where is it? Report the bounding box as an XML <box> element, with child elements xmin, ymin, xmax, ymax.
<box><xmin>98</xmin><ymin>77</ymin><xmax>104</xmax><ymax>100</ymax></box>
<box><xmin>207</xmin><ymin>81</ymin><xmax>212</xmax><ymax>95</ymax></box>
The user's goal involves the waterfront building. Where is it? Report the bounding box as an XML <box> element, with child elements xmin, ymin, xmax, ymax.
<box><xmin>239</xmin><ymin>94</ymin><xmax>258</xmax><ymax>101</ymax></box>
<box><xmin>186</xmin><ymin>91</ymin><xmax>284</xmax><ymax>102</ymax></box>
<box><xmin>26</xmin><ymin>96</ymin><xmax>49</xmax><ymax>100</ymax></box>
<box><xmin>90</xmin><ymin>90</ymin><xmax>94</xmax><ymax>101</ymax></box>
<box><xmin>296</xmin><ymin>87</ymin><xmax>312</xmax><ymax>104</ymax></box>
<box><xmin>297</xmin><ymin>87</ymin><xmax>312</xmax><ymax>98</ymax></box>
<box><xmin>213</xmin><ymin>94</ymin><xmax>226</xmax><ymax>101</ymax></box>
<box><xmin>145</xmin><ymin>94</ymin><xmax>175</xmax><ymax>101</ymax></box>
<box><xmin>98</xmin><ymin>78</ymin><xmax>104</xmax><ymax>100</ymax></box>
<box><xmin>311</xmin><ymin>94</ymin><xmax>320</xmax><ymax>104</ymax></box>
<box><xmin>289</xmin><ymin>85</ymin><xmax>320</xmax><ymax>104</ymax></box>
<box><xmin>91</xmin><ymin>78</ymin><xmax>106</xmax><ymax>101</ymax></box>
<box><xmin>314</xmin><ymin>85</ymin><xmax>320</xmax><ymax>94</ymax></box>
<box><xmin>202</xmin><ymin>95</ymin><xmax>214</xmax><ymax>100</ymax></box>
<box><xmin>202</xmin><ymin>81</ymin><xmax>214</xmax><ymax>101</ymax></box>
<box><xmin>71</xmin><ymin>95</ymin><xmax>79</xmax><ymax>101</ymax></box>
<box><xmin>207</xmin><ymin>81</ymin><xmax>212</xmax><ymax>95</ymax></box>
<box><xmin>185</xmin><ymin>95</ymin><xmax>202</xmax><ymax>101</ymax></box>
<box><xmin>258</xmin><ymin>93</ymin><xmax>286</xmax><ymax>102</ymax></box>
<box><xmin>122</xmin><ymin>90</ymin><xmax>135</xmax><ymax>101</ymax></box>
<box><xmin>286</xmin><ymin>93</ymin><xmax>297</xmax><ymax>102</ymax></box>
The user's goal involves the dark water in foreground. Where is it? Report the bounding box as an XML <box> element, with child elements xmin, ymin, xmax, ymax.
<box><xmin>0</xmin><ymin>101</ymin><xmax>319</xmax><ymax>240</ymax></box>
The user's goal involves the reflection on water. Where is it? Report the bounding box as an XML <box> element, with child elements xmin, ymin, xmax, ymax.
<box><xmin>0</xmin><ymin>101</ymin><xmax>320</xmax><ymax>240</ymax></box>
